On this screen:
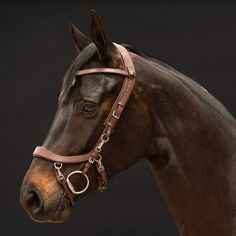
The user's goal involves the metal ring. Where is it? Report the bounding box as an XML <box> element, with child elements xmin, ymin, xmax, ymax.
<box><xmin>89</xmin><ymin>154</ymin><xmax>102</xmax><ymax>163</ymax></box>
<box><xmin>94</xmin><ymin>154</ymin><xmax>102</xmax><ymax>163</ymax></box>
<box><xmin>89</xmin><ymin>156</ymin><xmax>95</xmax><ymax>163</ymax></box>
<box><xmin>66</xmin><ymin>171</ymin><xmax>90</xmax><ymax>195</ymax></box>
<box><xmin>101</xmin><ymin>133</ymin><xmax>109</xmax><ymax>142</ymax></box>
<box><xmin>54</xmin><ymin>162</ymin><xmax>62</xmax><ymax>170</ymax></box>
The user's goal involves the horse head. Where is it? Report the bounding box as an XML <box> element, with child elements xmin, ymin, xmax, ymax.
<box><xmin>20</xmin><ymin>11</ymin><xmax>152</xmax><ymax>223</ymax></box>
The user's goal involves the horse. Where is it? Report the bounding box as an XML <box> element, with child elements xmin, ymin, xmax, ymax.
<box><xmin>20</xmin><ymin>10</ymin><xmax>236</xmax><ymax>236</ymax></box>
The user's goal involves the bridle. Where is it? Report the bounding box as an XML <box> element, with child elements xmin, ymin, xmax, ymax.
<box><xmin>32</xmin><ymin>43</ymin><xmax>136</xmax><ymax>206</ymax></box>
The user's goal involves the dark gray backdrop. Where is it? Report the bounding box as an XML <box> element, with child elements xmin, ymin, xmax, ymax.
<box><xmin>1</xmin><ymin>1</ymin><xmax>236</xmax><ymax>236</ymax></box>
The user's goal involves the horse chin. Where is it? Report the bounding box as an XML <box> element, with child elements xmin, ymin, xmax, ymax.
<box><xmin>48</xmin><ymin>196</ymin><xmax>73</xmax><ymax>223</ymax></box>
<box><xmin>48</xmin><ymin>210</ymin><xmax>71</xmax><ymax>223</ymax></box>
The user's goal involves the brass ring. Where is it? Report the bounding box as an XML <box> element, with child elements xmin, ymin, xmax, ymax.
<box><xmin>66</xmin><ymin>171</ymin><xmax>89</xmax><ymax>195</ymax></box>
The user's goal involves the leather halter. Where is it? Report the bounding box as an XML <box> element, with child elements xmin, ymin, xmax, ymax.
<box><xmin>33</xmin><ymin>43</ymin><xmax>136</xmax><ymax>206</ymax></box>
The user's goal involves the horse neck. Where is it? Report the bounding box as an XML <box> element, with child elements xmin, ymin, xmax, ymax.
<box><xmin>133</xmin><ymin>53</ymin><xmax>236</xmax><ymax>236</ymax></box>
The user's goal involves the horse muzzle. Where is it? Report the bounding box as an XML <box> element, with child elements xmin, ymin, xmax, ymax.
<box><xmin>20</xmin><ymin>160</ymin><xmax>73</xmax><ymax>223</ymax></box>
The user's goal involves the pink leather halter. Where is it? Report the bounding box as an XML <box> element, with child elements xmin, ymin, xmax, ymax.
<box><xmin>33</xmin><ymin>43</ymin><xmax>136</xmax><ymax>206</ymax></box>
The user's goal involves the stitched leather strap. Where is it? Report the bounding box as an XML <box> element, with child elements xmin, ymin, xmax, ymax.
<box><xmin>76</xmin><ymin>68</ymin><xmax>130</xmax><ymax>77</ymax></box>
<box><xmin>33</xmin><ymin>146</ymin><xmax>94</xmax><ymax>163</ymax></box>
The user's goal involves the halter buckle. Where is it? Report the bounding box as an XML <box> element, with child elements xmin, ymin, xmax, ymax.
<box><xmin>112</xmin><ymin>110</ymin><xmax>120</xmax><ymax>119</ymax></box>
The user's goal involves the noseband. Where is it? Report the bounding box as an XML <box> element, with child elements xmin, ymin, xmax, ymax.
<box><xmin>33</xmin><ymin>43</ymin><xmax>136</xmax><ymax>206</ymax></box>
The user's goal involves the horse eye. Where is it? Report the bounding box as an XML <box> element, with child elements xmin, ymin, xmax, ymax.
<box><xmin>82</xmin><ymin>103</ymin><xmax>96</xmax><ymax>113</ymax></box>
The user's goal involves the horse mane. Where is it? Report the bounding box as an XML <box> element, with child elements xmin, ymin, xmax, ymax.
<box><xmin>122</xmin><ymin>44</ymin><xmax>236</xmax><ymax>127</ymax></box>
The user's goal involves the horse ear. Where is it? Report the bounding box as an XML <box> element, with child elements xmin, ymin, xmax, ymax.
<box><xmin>90</xmin><ymin>10</ymin><xmax>117</xmax><ymax>61</ymax></box>
<box><xmin>68</xmin><ymin>19</ymin><xmax>90</xmax><ymax>53</ymax></box>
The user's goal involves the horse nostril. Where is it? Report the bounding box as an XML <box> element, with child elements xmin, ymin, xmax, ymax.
<box><xmin>26</xmin><ymin>190</ymin><xmax>44</xmax><ymax>215</ymax></box>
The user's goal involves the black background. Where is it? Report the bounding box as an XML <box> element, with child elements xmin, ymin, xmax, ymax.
<box><xmin>1</xmin><ymin>1</ymin><xmax>236</xmax><ymax>236</ymax></box>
